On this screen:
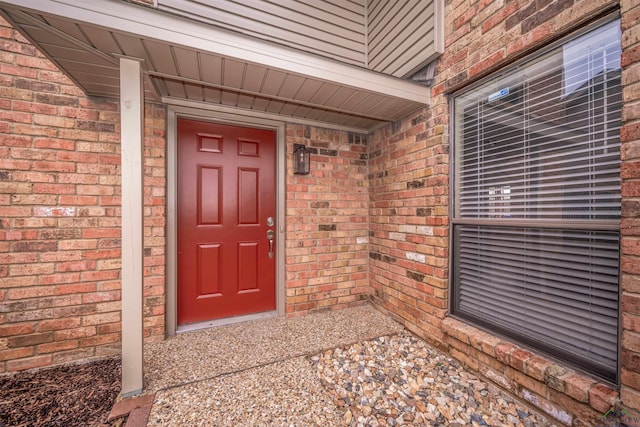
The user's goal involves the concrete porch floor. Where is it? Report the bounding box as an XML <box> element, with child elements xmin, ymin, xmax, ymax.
<box><xmin>143</xmin><ymin>304</ymin><xmax>403</xmax><ymax>425</ymax></box>
<box><xmin>116</xmin><ymin>304</ymin><xmax>558</xmax><ymax>426</ymax></box>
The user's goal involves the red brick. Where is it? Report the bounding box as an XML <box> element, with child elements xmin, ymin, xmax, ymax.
<box><xmin>547</xmin><ymin>388</ymin><xmax>598</xmax><ymax>425</ymax></box>
<box><xmin>481</xmin><ymin>1</ymin><xmax>519</xmax><ymax>33</ymax></box>
<box><xmin>509</xmin><ymin>348</ymin><xmax>533</xmax><ymax>372</ymax></box>
<box><xmin>450</xmin><ymin>347</ymin><xmax>479</xmax><ymax>370</ymax></box>
<box><xmin>0</xmin><ymin>5</ymin><xmax>636</xmax><ymax>424</ymax></box>
<box><xmin>82</xmin><ymin>291</ymin><xmax>120</xmax><ymax>304</ymax></box>
<box><xmin>38</xmin><ymin>273</ymin><xmax>81</xmax><ymax>286</ymax></box>
<box><xmin>622</xmin><ymin>123</ymin><xmax>640</xmax><ymax>143</ymax></box>
<box><xmin>82</xmin><ymin>228</ymin><xmax>120</xmax><ymax>239</ymax></box>
<box><xmin>7</xmin><ymin>355</ymin><xmax>52</xmax><ymax>372</ymax></box>
<box><xmin>477</xmin><ymin>349</ymin><xmax>507</xmax><ymax>372</ymax></box>
<box><xmin>9</xmin><ymin>263</ymin><xmax>55</xmax><ymax>276</ymax></box>
<box><xmin>0</xmin><ymin>110</ymin><xmax>31</xmax><ymax>123</ymax></box>
<box><xmin>55</xmin><ymin>261</ymin><xmax>96</xmax><ymax>273</ymax></box>
<box><xmin>623</xmin><ymin>294</ymin><xmax>640</xmax><ymax>315</ymax></box>
<box><xmin>37</xmin><ymin>339</ymin><xmax>78</xmax><ymax>354</ymax></box>
<box><xmin>564</xmin><ymin>374</ymin><xmax>595</xmax><ymax>403</ymax></box>
<box><xmin>38</xmin><ymin>317</ymin><xmax>81</xmax><ymax>331</ymax></box>
<box><xmin>59</xmin><ymin>195</ymin><xmax>98</xmax><ymax>206</ymax></box>
<box><xmin>623</xmin><ymin>331</ymin><xmax>640</xmax><ymax>353</ymax></box>
<box><xmin>7</xmin><ymin>332</ymin><xmax>53</xmax><ymax>348</ymax></box>
<box><xmin>80</xmin><ymin>333</ymin><xmax>119</xmax><ymax>346</ymax></box>
<box><xmin>506</xmin><ymin>367</ymin><xmax>548</xmax><ymax>397</ymax></box>
<box><xmin>589</xmin><ymin>383</ymin><xmax>619</xmax><ymax>413</ymax></box>
<box><xmin>0</xmin><ymin>347</ymin><xmax>34</xmax><ymax>362</ymax></box>
<box><xmin>80</xmin><ymin>270</ymin><xmax>119</xmax><ymax>282</ymax></box>
<box><xmin>506</xmin><ymin>22</ymin><xmax>554</xmax><ymax>57</ymax></box>
<box><xmin>32</xmin><ymin>161</ymin><xmax>75</xmax><ymax>172</ymax></box>
<box><xmin>622</xmin><ymin>367</ymin><xmax>640</xmax><ymax>391</ymax></box>
<box><xmin>0</xmin><ymin>323</ymin><xmax>34</xmax><ymax>337</ymax></box>
<box><xmin>55</xmin><ymin>283</ymin><xmax>97</xmax><ymax>295</ymax></box>
<box><xmin>12</xmin><ymin>101</ymin><xmax>56</xmax><ymax>115</ymax></box>
<box><xmin>82</xmin><ymin>312</ymin><xmax>120</xmax><ymax>326</ymax></box>
<box><xmin>469</xmin><ymin>50</ymin><xmax>506</xmax><ymax>77</ymax></box>
<box><xmin>624</xmin><ymin>313</ymin><xmax>640</xmax><ymax>333</ymax></box>
<box><xmin>33</xmin><ymin>138</ymin><xmax>75</xmax><ymax>150</ymax></box>
<box><xmin>124</xmin><ymin>404</ymin><xmax>153</xmax><ymax>427</ymax></box>
<box><xmin>108</xmin><ymin>394</ymin><xmax>156</xmax><ymax>421</ymax></box>
<box><xmin>621</xmin><ymin>386</ymin><xmax>640</xmax><ymax>412</ymax></box>
<box><xmin>7</xmin><ymin>286</ymin><xmax>55</xmax><ymax>300</ymax></box>
<box><xmin>53</xmin><ymin>326</ymin><xmax>96</xmax><ymax>340</ymax></box>
<box><xmin>623</xmin><ymin>181</ymin><xmax>640</xmax><ymax>198</ymax></box>
<box><xmin>97</xmin><ymin>322</ymin><xmax>122</xmax><ymax>334</ymax></box>
<box><xmin>622</xmin><ymin>44</ymin><xmax>640</xmax><ymax>67</ymax></box>
<box><xmin>31</xmin><ymin>183</ymin><xmax>76</xmax><ymax>195</ymax></box>
<box><xmin>454</xmin><ymin>5</ymin><xmax>477</xmax><ymax>30</ymax></box>
<box><xmin>525</xmin><ymin>355</ymin><xmax>551</xmax><ymax>382</ymax></box>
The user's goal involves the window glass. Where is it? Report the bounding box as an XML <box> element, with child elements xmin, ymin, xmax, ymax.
<box><xmin>454</xmin><ymin>20</ymin><xmax>621</xmax><ymax>221</ymax></box>
<box><xmin>452</xmin><ymin>20</ymin><xmax>622</xmax><ymax>383</ymax></box>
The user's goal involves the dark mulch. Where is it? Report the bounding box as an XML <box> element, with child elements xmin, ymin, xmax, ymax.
<box><xmin>0</xmin><ymin>358</ymin><xmax>121</xmax><ymax>427</ymax></box>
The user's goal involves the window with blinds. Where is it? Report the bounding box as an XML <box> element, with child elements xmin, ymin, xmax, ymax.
<box><xmin>451</xmin><ymin>19</ymin><xmax>622</xmax><ymax>383</ymax></box>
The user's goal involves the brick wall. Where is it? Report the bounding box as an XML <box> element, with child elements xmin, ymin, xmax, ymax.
<box><xmin>621</xmin><ymin>0</ymin><xmax>640</xmax><ymax>413</ymax></box>
<box><xmin>369</xmin><ymin>0</ymin><xmax>640</xmax><ymax>424</ymax></box>
<box><xmin>0</xmin><ymin>17</ymin><xmax>165</xmax><ymax>373</ymax></box>
<box><xmin>285</xmin><ymin>124</ymin><xmax>370</xmax><ymax>315</ymax></box>
<box><xmin>368</xmin><ymin>109</ymin><xmax>450</xmax><ymax>346</ymax></box>
<box><xmin>1</xmin><ymin>0</ymin><xmax>638</xmax><ymax>423</ymax></box>
<box><xmin>142</xmin><ymin>104</ymin><xmax>166</xmax><ymax>340</ymax></box>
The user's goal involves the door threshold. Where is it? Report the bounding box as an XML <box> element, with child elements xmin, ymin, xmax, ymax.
<box><xmin>176</xmin><ymin>310</ymin><xmax>278</xmax><ymax>333</ymax></box>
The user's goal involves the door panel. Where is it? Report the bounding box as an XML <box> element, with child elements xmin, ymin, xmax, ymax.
<box><xmin>178</xmin><ymin>118</ymin><xmax>276</xmax><ymax>325</ymax></box>
<box><xmin>198</xmin><ymin>166</ymin><xmax>221</xmax><ymax>224</ymax></box>
<box><xmin>238</xmin><ymin>168</ymin><xmax>259</xmax><ymax>224</ymax></box>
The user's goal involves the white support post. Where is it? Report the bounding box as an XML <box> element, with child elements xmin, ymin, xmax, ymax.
<box><xmin>119</xmin><ymin>56</ymin><xmax>144</xmax><ymax>397</ymax></box>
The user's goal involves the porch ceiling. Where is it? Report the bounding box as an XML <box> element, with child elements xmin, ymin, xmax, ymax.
<box><xmin>0</xmin><ymin>0</ymin><xmax>430</xmax><ymax>132</ymax></box>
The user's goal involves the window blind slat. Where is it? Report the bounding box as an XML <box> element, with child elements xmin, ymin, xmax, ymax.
<box><xmin>454</xmin><ymin>225</ymin><xmax>620</xmax><ymax>376</ymax></box>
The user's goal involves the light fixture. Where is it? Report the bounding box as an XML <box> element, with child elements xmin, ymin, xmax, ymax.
<box><xmin>293</xmin><ymin>144</ymin><xmax>310</xmax><ymax>175</ymax></box>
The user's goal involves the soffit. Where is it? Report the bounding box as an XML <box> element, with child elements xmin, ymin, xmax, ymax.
<box><xmin>0</xmin><ymin>0</ymin><xmax>429</xmax><ymax>132</ymax></box>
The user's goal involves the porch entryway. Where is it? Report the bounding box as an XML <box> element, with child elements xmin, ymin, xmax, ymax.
<box><xmin>124</xmin><ymin>305</ymin><xmax>558</xmax><ymax>426</ymax></box>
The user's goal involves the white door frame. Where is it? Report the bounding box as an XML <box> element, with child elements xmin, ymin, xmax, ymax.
<box><xmin>165</xmin><ymin>103</ymin><xmax>286</xmax><ymax>336</ymax></box>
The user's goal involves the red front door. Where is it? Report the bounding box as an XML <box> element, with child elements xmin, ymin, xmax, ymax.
<box><xmin>177</xmin><ymin>118</ymin><xmax>276</xmax><ymax>325</ymax></box>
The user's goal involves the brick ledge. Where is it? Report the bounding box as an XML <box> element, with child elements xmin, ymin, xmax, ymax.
<box><xmin>442</xmin><ymin>317</ymin><xmax>619</xmax><ymax>426</ymax></box>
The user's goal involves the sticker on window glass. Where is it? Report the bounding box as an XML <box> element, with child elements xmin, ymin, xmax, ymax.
<box><xmin>488</xmin><ymin>87</ymin><xmax>509</xmax><ymax>102</ymax></box>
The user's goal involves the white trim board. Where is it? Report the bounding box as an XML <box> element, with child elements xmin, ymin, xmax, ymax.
<box><xmin>119</xmin><ymin>57</ymin><xmax>144</xmax><ymax>397</ymax></box>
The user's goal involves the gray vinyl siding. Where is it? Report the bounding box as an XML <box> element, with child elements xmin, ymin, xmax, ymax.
<box><xmin>157</xmin><ymin>0</ymin><xmax>367</xmax><ymax>66</ymax></box>
<box><xmin>157</xmin><ymin>0</ymin><xmax>443</xmax><ymax>78</ymax></box>
<box><xmin>366</xmin><ymin>0</ymin><xmax>442</xmax><ymax>77</ymax></box>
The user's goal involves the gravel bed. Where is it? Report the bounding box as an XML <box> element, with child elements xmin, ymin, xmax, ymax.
<box><xmin>314</xmin><ymin>331</ymin><xmax>558</xmax><ymax>427</ymax></box>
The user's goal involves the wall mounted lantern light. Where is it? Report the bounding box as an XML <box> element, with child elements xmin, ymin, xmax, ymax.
<box><xmin>293</xmin><ymin>144</ymin><xmax>311</xmax><ymax>175</ymax></box>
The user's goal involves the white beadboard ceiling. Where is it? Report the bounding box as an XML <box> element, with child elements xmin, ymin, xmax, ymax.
<box><xmin>0</xmin><ymin>0</ymin><xmax>435</xmax><ymax>132</ymax></box>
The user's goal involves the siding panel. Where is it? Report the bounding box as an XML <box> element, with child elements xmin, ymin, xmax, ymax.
<box><xmin>367</xmin><ymin>0</ymin><xmax>442</xmax><ymax>78</ymax></box>
<box><xmin>158</xmin><ymin>0</ymin><xmax>366</xmax><ymax>66</ymax></box>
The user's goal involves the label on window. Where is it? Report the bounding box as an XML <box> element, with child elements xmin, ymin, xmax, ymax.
<box><xmin>488</xmin><ymin>87</ymin><xmax>509</xmax><ymax>102</ymax></box>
